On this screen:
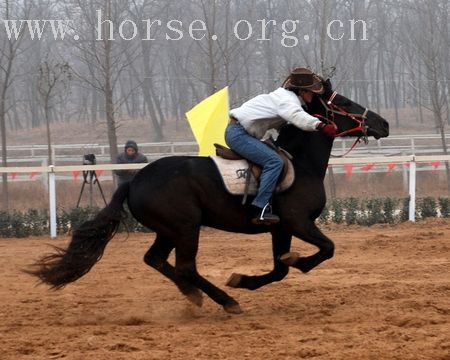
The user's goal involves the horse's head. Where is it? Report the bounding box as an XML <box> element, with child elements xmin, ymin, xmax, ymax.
<box><xmin>277</xmin><ymin>78</ymin><xmax>390</xmax><ymax>174</ymax></box>
<box><xmin>313</xmin><ymin>79</ymin><xmax>390</xmax><ymax>140</ymax></box>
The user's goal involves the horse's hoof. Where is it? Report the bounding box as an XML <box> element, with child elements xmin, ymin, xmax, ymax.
<box><xmin>226</xmin><ymin>273</ymin><xmax>243</xmax><ymax>288</ymax></box>
<box><xmin>280</xmin><ymin>252</ymin><xmax>300</xmax><ymax>266</ymax></box>
<box><xmin>186</xmin><ymin>290</ymin><xmax>203</xmax><ymax>307</ymax></box>
<box><xmin>224</xmin><ymin>302</ymin><xmax>243</xmax><ymax>315</ymax></box>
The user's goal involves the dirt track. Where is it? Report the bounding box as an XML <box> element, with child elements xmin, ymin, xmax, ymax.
<box><xmin>1</xmin><ymin>220</ymin><xmax>450</xmax><ymax>360</ymax></box>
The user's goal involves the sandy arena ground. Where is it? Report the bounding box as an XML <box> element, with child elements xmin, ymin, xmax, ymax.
<box><xmin>1</xmin><ymin>220</ymin><xmax>449</xmax><ymax>360</ymax></box>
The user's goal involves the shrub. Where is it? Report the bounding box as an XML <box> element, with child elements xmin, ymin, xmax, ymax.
<box><xmin>67</xmin><ymin>206</ymin><xmax>101</xmax><ymax>231</ymax></box>
<box><xmin>439</xmin><ymin>197</ymin><xmax>450</xmax><ymax>218</ymax></box>
<box><xmin>419</xmin><ymin>197</ymin><xmax>437</xmax><ymax>219</ymax></box>
<box><xmin>0</xmin><ymin>209</ymin><xmax>48</xmax><ymax>238</ymax></box>
<box><xmin>25</xmin><ymin>209</ymin><xmax>49</xmax><ymax>236</ymax></box>
<box><xmin>318</xmin><ymin>204</ymin><xmax>330</xmax><ymax>223</ymax></box>
<box><xmin>382</xmin><ymin>197</ymin><xmax>398</xmax><ymax>224</ymax></box>
<box><xmin>364</xmin><ymin>198</ymin><xmax>384</xmax><ymax>226</ymax></box>
<box><xmin>399</xmin><ymin>197</ymin><xmax>410</xmax><ymax>222</ymax></box>
<box><xmin>344</xmin><ymin>197</ymin><xmax>359</xmax><ymax>225</ymax></box>
<box><xmin>57</xmin><ymin>210</ymin><xmax>71</xmax><ymax>235</ymax></box>
<box><xmin>0</xmin><ymin>211</ymin><xmax>13</xmax><ymax>237</ymax></box>
<box><xmin>331</xmin><ymin>199</ymin><xmax>344</xmax><ymax>224</ymax></box>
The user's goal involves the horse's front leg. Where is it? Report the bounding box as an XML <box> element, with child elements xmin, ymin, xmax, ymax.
<box><xmin>281</xmin><ymin>222</ymin><xmax>334</xmax><ymax>273</ymax></box>
<box><xmin>226</xmin><ymin>229</ymin><xmax>292</xmax><ymax>290</ymax></box>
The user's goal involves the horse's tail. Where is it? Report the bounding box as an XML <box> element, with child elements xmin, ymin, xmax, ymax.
<box><xmin>27</xmin><ymin>182</ymin><xmax>130</xmax><ymax>289</ymax></box>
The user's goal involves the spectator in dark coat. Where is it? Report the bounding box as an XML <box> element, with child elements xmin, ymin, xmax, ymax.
<box><xmin>115</xmin><ymin>140</ymin><xmax>148</xmax><ymax>186</ymax></box>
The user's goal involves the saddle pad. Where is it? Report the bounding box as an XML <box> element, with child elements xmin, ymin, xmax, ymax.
<box><xmin>210</xmin><ymin>156</ymin><xmax>295</xmax><ymax>196</ymax></box>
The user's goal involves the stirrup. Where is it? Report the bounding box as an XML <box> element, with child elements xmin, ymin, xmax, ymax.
<box><xmin>252</xmin><ymin>204</ymin><xmax>280</xmax><ymax>225</ymax></box>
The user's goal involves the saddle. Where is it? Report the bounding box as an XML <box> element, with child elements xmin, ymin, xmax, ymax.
<box><xmin>211</xmin><ymin>141</ymin><xmax>295</xmax><ymax>204</ymax></box>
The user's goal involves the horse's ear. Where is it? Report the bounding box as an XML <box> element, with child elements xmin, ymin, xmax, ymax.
<box><xmin>317</xmin><ymin>75</ymin><xmax>333</xmax><ymax>93</ymax></box>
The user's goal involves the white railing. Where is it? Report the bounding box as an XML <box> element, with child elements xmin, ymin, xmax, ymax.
<box><xmin>2</xmin><ymin>141</ymin><xmax>199</xmax><ymax>164</ymax></box>
<box><xmin>2</xmin><ymin>134</ymin><xmax>450</xmax><ymax>165</ymax></box>
<box><xmin>1</xmin><ymin>155</ymin><xmax>450</xmax><ymax>238</ymax></box>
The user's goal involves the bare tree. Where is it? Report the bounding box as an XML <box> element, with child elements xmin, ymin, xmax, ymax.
<box><xmin>66</xmin><ymin>0</ymin><xmax>139</xmax><ymax>163</ymax></box>
<box><xmin>402</xmin><ymin>0</ymin><xmax>450</xmax><ymax>190</ymax></box>
<box><xmin>38</xmin><ymin>61</ymin><xmax>72</xmax><ymax>165</ymax></box>
<box><xmin>0</xmin><ymin>0</ymin><xmax>30</xmax><ymax>209</ymax></box>
<box><xmin>127</xmin><ymin>0</ymin><xmax>169</xmax><ymax>140</ymax></box>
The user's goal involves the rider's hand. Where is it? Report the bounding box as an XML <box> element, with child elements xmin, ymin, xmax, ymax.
<box><xmin>316</xmin><ymin>122</ymin><xmax>337</xmax><ymax>138</ymax></box>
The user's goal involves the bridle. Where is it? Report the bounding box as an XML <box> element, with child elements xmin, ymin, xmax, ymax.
<box><xmin>313</xmin><ymin>91</ymin><xmax>371</xmax><ymax>157</ymax></box>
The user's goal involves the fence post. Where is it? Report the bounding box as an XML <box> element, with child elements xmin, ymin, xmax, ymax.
<box><xmin>402</xmin><ymin>153</ymin><xmax>408</xmax><ymax>192</ymax></box>
<box><xmin>409</xmin><ymin>160</ymin><xmax>416</xmax><ymax>222</ymax></box>
<box><xmin>48</xmin><ymin>166</ymin><xmax>57</xmax><ymax>238</ymax></box>
<box><xmin>42</xmin><ymin>158</ymin><xmax>49</xmax><ymax>192</ymax></box>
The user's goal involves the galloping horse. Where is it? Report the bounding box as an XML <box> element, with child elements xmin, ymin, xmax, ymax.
<box><xmin>29</xmin><ymin>79</ymin><xmax>389</xmax><ymax>314</ymax></box>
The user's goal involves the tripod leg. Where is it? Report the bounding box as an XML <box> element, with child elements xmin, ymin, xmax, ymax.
<box><xmin>93</xmin><ymin>172</ymin><xmax>107</xmax><ymax>205</ymax></box>
<box><xmin>76</xmin><ymin>181</ymin><xmax>87</xmax><ymax>208</ymax></box>
<box><xmin>89</xmin><ymin>180</ymin><xmax>93</xmax><ymax>207</ymax></box>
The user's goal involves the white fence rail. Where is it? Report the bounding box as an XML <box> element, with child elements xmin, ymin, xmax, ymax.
<box><xmin>2</xmin><ymin>133</ymin><xmax>450</xmax><ymax>166</ymax></box>
<box><xmin>1</xmin><ymin>155</ymin><xmax>450</xmax><ymax>237</ymax></box>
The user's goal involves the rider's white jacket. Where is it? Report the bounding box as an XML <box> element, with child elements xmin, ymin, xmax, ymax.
<box><xmin>229</xmin><ymin>87</ymin><xmax>321</xmax><ymax>139</ymax></box>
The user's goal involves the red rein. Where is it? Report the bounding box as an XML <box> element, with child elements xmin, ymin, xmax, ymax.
<box><xmin>313</xmin><ymin>92</ymin><xmax>370</xmax><ymax>157</ymax></box>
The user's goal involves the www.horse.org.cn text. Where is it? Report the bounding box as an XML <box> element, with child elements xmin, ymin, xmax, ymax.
<box><xmin>1</xmin><ymin>10</ymin><xmax>369</xmax><ymax>47</ymax></box>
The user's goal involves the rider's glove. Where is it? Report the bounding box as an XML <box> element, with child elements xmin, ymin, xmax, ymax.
<box><xmin>316</xmin><ymin>122</ymin><xmax>337</xmax><ymax>138</ymax></box>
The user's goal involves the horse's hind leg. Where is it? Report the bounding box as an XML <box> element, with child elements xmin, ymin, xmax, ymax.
<box><xmin>175</xmin><ymin>231</ymin><xmax>243</xmax><ymax>314</ymax></box>
<box><xmin>144</xmin><ymin>235</ymin><xmax>203</xmax><ymax>307</ymax></box>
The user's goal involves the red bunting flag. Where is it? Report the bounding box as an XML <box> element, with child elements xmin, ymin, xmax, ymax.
<box><xmin>386</xmin><ymin>163</ymin><xmax>397</xmax><ymax>176</ymax></box>
<box><xmin>11</xmin><ymin>172</ymin><xmax>17</xmax><ymax>180</ymax></box>
<box><xmin>96</xmin><ymin>170</ymin><xmax>104</xmax><ymax>177</ymax></box>
<box><xmin>431</xmin><ymin>161</ymin><xmax>441</xmax><ymax>169</ymax></box>
<box><xmin>403</xmin><ymin>163</ymin><xmax>411</xmax><ymax>168</ymax></box>
<box><xmin>344</xmin><ymin>164</ymin><xmax>353</xmax><ymax>179</ymax></box>
<box><xmin>72</xmin><ymin>170</ymin><xmax>81</xmax><ymax>180</ymax></box>
<box><xmin>388</xmin><ymin>163</ymin><xmax>397</xmax><ymax>171</ymax></box>
<box><xmin>361</xmin><ymin>163</ymin><xmax>375</xmax><ymax>172</ymax></box>
<box><xmin>29</xmin><ymin>171</ymin><xmax>38</xmax><ymax>179</ymax></box>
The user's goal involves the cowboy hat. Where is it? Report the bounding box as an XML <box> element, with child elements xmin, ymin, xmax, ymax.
<box><xmin>282</xmin><ymin>67</ymin><xmax>324</xmax><ymax>94</ymax></box>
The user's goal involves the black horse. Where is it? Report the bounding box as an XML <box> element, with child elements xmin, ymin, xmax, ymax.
<box><xmin>29</xmin><ymin>79</ymin><xmax>389</xmax><ymax>314</ymax></box>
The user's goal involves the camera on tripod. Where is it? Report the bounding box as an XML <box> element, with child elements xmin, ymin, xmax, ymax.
<box><xmin>83</xmin><ymin>153</ymin><xmax>96</xmax><ymax>165</ymax></box>
<box><xmin>76</xmin><ymin>153</ymin><xmax>106</xmax><ymax>207</ymax></box>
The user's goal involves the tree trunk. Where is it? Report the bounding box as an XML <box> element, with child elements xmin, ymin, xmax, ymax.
<box><xmin>143</xmin><ymin>78</ymin><xmax>163</xmax><ymax>141</ymax></box>
<box><xmin>319</xmin><ymin>0</ymin><xmax>330</xmax><ymax>74</ymax></box>
<box><xmin>140</xmin><ymin>42</ymin><xmax>163</xmax><ymax>139</ymax></box>
<box><xmin>0</xmin><ymin>100</ymin><xmax>8</xmax><ymax>210</ymax></box>
<box><xmin>90</xmin><ymin>88</ymin><xmax>98</xmax><ymax>123</ymax></box>
<box><xmin>105</xmin><ymin>66</ymin><xmax>118</xmax><ymax>163</ymax></box>
<box><xmin>45</xmin><ymin>102</ymin><xmax>53</xmax><ymax>165</ymax></box>
<box><xmin>0</xmin><ymin>47</ymin><xmax>13</xmax><ymax>210</ymax></box>
<box><xmin>148</xmin><ymin>82</ymin><xmax>166</xmax><ymax>126</ymax></box>
<box><xmin>104</xmin><ymin>0</ymin><xmax>118</xmax><ymax>164</ymax></box>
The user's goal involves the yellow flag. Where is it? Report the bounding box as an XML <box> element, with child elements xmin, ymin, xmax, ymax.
<box><xmin>186</xmin><ymin>87</ymin><xmax>229</xmax><ymax>156</ymax></box>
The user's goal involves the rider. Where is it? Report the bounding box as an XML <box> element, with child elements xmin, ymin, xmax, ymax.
<box><xmin>226</xmin><ymin>67</ymin><xmax>337</xmax><ymax>225</ymax></box>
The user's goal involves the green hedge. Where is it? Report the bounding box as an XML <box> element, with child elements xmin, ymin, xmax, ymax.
<box><xmin>1</xmin><ymin>197</ymin><xmax>450</xmax><ymax>237</ymax></box>
<box><xmin>319</xmin><ymin>197</ymin><xmax>450</xmax><ymax>226</ymax></box>
<box><xmin>0</xmin><ymin>209</ymin><xmax>49</xmax><ymax>238</ymax></box>
<box><xmin>0</xmin><ymin>207</ymin><xmax>150</xmax><ymax>238</ymax></box>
